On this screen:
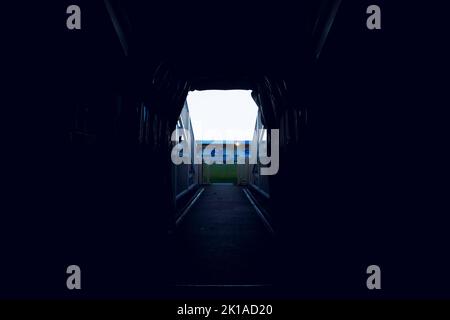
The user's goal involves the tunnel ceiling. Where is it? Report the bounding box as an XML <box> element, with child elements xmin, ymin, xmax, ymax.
<box><xmin>110</xmin><ymin>0</ymin><xmax>330</xmax><ymax>90</ymax></box>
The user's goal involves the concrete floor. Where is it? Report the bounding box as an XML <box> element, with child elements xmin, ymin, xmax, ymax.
<box><xmin>174</xmin><ymin>184</ymin><xmax>274</xmax><ymax>286</ymax></box>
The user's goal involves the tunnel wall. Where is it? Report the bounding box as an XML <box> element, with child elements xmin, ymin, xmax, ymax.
<box><xmin>172</xmin><ymin>101</ymin><xmax>202</xmax><ymax>218</ymax></box>
<box><xmin>248</xmin><ymin>110</ymin><xmax>271</xmax><ymax>197</ymax></box>
<box><xmin>1</xmin><ymin>1</ymin><xmax>179</xmax><ymax>298</ymax></box>
<box><xmin>267</xmin><ymin>1</ymin><xmax>450</xmax><ymax>299</ymax></box>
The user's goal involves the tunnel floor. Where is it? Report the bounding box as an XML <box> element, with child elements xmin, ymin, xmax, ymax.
<box><xmin>174</xmin><ymin>184</ymin><xmax>274</xmax><ymax>287</ymax></box>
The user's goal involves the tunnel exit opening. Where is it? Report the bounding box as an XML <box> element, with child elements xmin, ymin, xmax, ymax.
<box><xmin>172</xmin><ymin>89</ymin><xmax>275</xmax><ymax>288</ymax></box>
<box><xmin>185</xmin><ymin>89</ymin><xmax>258</xmax><ymax>185</ymax></box>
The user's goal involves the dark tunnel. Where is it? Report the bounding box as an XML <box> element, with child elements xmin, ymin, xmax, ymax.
<box><xmin>2</xmin><ymin>0</ymin><xmax>450</xmax><ymax>300</ymax></box>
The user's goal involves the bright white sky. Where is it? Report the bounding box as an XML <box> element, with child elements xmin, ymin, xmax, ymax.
<box><xmin>186</xmin><ymin>90</ymin><xmax>258</xmax><ymax>141</ymax></box>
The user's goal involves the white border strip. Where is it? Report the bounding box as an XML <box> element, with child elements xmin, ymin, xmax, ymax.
<box><xmin>249</xmin><ymin>183</ymin><xmax>270</xmax><ymax>199</ymax></box>
<box><xmin>176</xmin><ymin>187</ymin><xmax>205</xmax><ymax>226</ymax></box>
<box><xmin>243</xmin><ymin>188</ymin><xmax>274</xmax><ymax>235</ymax></box>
